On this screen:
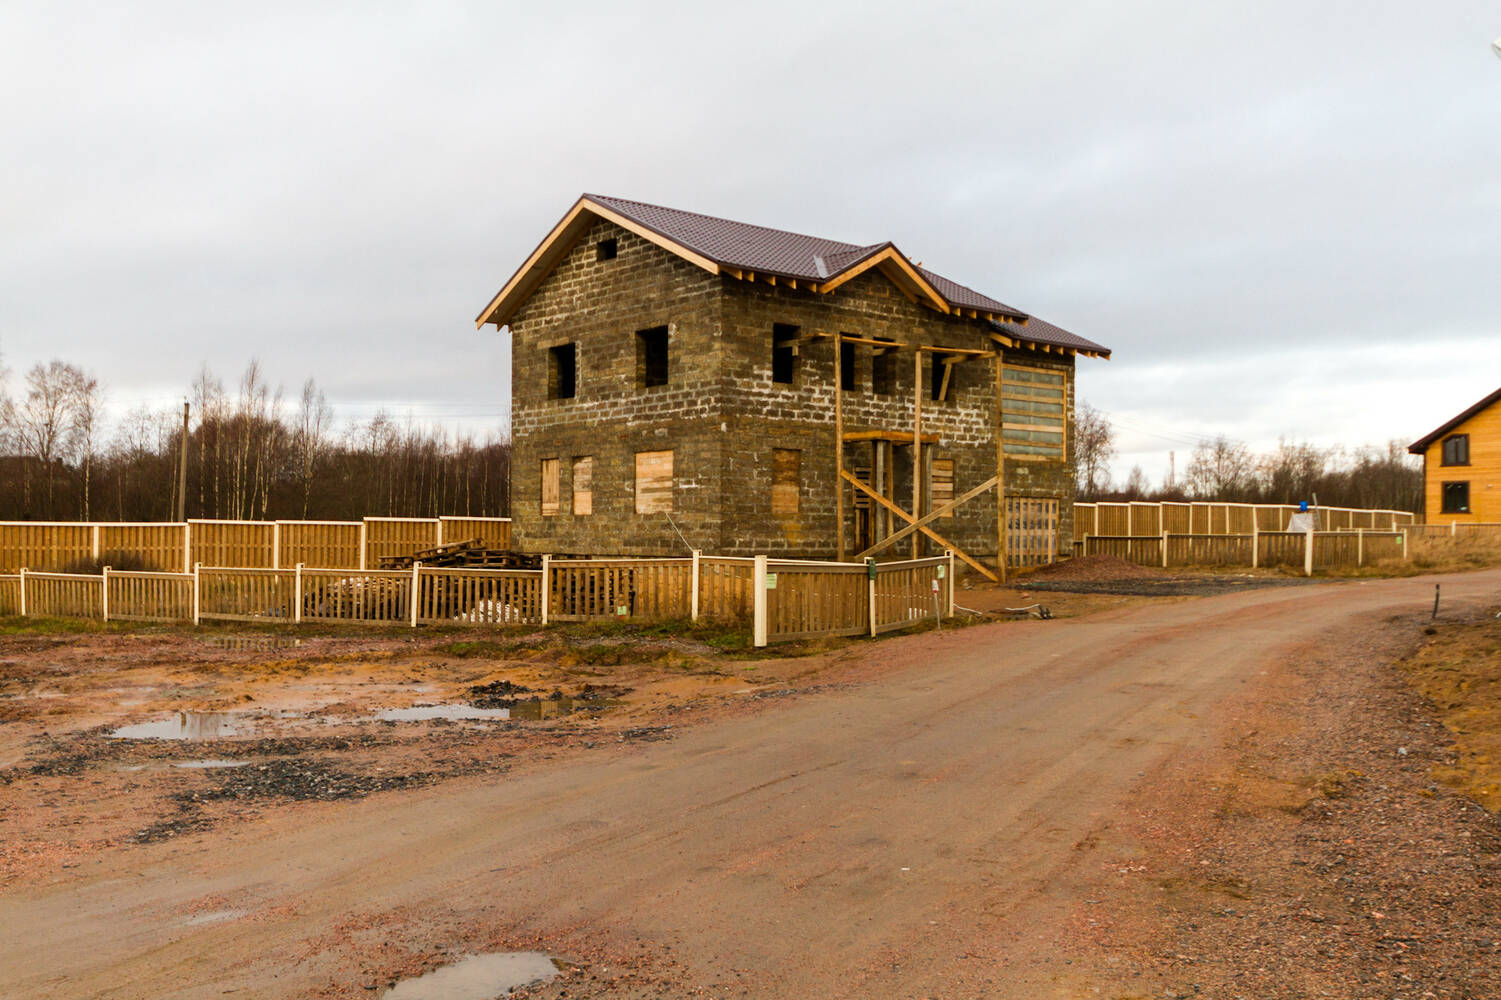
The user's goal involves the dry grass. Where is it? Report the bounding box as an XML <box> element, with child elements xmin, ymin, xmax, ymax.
<box><xmin>1400</xmin><ymin>610</ymin><xmax>1501</xmax><ymax>811</ymax></box>
<box><xmin>1320</xmin><ymin>534</ymin><xmax>1501</xmax><ymax>578</ymax></box>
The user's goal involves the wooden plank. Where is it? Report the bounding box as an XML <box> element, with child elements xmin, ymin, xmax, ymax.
<box><xmin>841</xmin><ymin>471</ymin><xmax>997</xmax><ymax>582</ymax></box>
<box><xmin>635</xmin><ymin>450</ymin><xmax>674</xmax><ymax>514</ymax></box>
<box><xmin>857</xmin><ymin>475</ymin><xmax>998</xmax><ymax>558</ymax></box>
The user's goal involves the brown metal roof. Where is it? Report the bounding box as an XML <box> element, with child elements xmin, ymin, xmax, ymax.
<box><xmin>1408</xmin><ymin>385</ymin><xmax>1501</xmax><ymax>453</ymax></box>
<box><xmin>988</xmin><ymin>317</ymin><xmax>1111</xmax><ymax>358</ymax></box>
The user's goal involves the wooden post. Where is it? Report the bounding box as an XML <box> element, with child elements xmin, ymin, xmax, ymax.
<box><xmin>912</xmin><ymin>351</ymin><xmax>923</xmax><ymax>559</ymax></box>
<box><xmin>1252</xmin><ymin>525</ymin><xmax>1259</xmax><ymax>568</ymax></box>
<box><xmin>272</xmin><ymin>522</ymin><xmax>281</xmax><ymax>570</ymax></box>
<box><xmin>1304</xmin><ymin>530</ymin><xmax>1314</xmax><ymax>577</ymax></box>
<box><xmin>866</xmin><ymin>558</ymin><xmax>877</xmax><ymax>637</ymax></box>
<box><xmin>1357</xmin><ymin>528</ymin><xmax>1365</xmax><ymax>567</ymax></box>
<box><xmin>294</xmin><ymin>563</ymin><xmax>304</xmax><ymax>624</ymax></box>
<box><xmin>435</xmin><ymin>519</ymin><xmax>445</xmax><ymax>548</ymax></box>
<box><xmin>835</xmin><ymin>336</ymin><xmax>845</xmax><ymax>562</ymax></box>
<box><xmin>101</xmin><ymin>566</ymin><xmax>110</xmax><ymax>622</ymax></box>
<box><xmin>883</xmin><ymin>441</ymin><xmax>895</xmax><ymax>542</ymax></box>
<box><xmin>410</xmin><ymin>561</ymin><xmax>421</xmax><ymax>628</ymax></box>
<box><xmin>1161</xmin><ymin>531</ymin><xmax>1169</xmax><ymax>569</ymax></box>
<box><xmin>92</xmin><ymin>524</ymin><xmax>100</xmax><ymax>561</ymax></box>
<box><xmin>359</xmin><ymin>521</ymin><xmax>368</xmax><ymax>570</ymax></box>
<box><xmin>872</xmin><ymin>441</ymin><xmax>886</xmax><ymax>546</ymax></box>
<box><xmin>540</xmin><ymin>554</ymin><xmax>551</xmax><ymax>626</ymax></box>
<box><xmin>1451</xmin><ymin>521</ymin><xmax>1457</xmax><ymax>537</ymax></box>
<box><xmin>182</xmin><ymin>521</ymin><xmax>191</xmax><ymax>574</ymax></box>
<box><xmin>947</xmin><ymin>550</ymin><xmax>956</xmax><ymax>618</ymax></box>
<box><xmin>1128</xmin><ymin>504</ymin><xmax>1134</xmax><ymax>537</ymax></box>
<box><xmin>1402</xmin><ymin>529</ymin><xmax>1409</xmax><ymax>560</ymax></box>
<box><xmin>690</xmin><ymin>549</ymin><xmax>701</xmax><ymax>622</ymax></box>
<box><xmin>752</xmin><ymin>555</ymin><xmax>768</xmax><ymax>648</ymax></box>
<box><xmin>18</xmin><ymin>568</ymin><xmax>26</xmax><ymax>617</ymax></box>
<box><xmin>994</xmin><ymin>354</ymin><xmax>1007</xmax><ymax>582</ymax></box>
<box><xmin>192</xmin><ymin>562</ymin><xmax>201</xmax><ymax>625</ymax></box>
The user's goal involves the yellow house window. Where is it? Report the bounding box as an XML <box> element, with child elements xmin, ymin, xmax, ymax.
<box><xmin>1441</xmin><ymin>434</ymin><xmax>1469</xmax><ymax>466</ymax></box>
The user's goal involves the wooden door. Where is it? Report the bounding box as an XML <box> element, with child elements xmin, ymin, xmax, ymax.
<box><xmin>1005</xmin><ymin>497</ymin><xmax>1059</xmax><ymax>569</ymax></box>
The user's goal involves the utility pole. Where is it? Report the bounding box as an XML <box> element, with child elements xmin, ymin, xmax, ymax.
<box><xmin>177</xmin><ymin>400</ymin><xmax>189</xmax><ymax>522</ymax></box>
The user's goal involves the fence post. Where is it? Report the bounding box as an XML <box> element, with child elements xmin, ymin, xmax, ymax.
<box><xmin>1402</xmin><ymin>529</ymin><xmax>1409</xmax><ymax>560</ymax></box>
<box><xmin>1082</xmin><ymin>533</ymin><xmax>1090</xmax><ymax>557</ymax></box>
<box><xmin>192</xmin><ymin>562</ymin><xmax>201</xmax><ymax>626</ymax></box>
<box><xmin>947</xmin><ymin>550</ymin><xmax>955</xmax><ymax>618</ymax></box>
<box><xmin>18</xmin><ymin>568</ymin><xmax>26</xmax><ymax>617</ymax></box>
<box><xmin>1161</xmin><ymin>531</ymin><xmax>1169</xmax><ymax>569</ymax></box>
<box><xmin>272</xmin><ymin>522</ymin><xmax>281</xmax><ymax>570</ymax></box>
<box><xmin>1357</xmin><ymin>528</ymin><xmax>1365</xmax><ymax>567</ymax></box>
<box><xmin>294</xmin><ymin>563</ymin><xmax>304</xmax><ymax>624</ymax></box>
<box><xmin>1304</xmin><ymin>530</ymin><xmax>1314</xmax><ymax>577</ymax></box>
<box><xmin>92</xmin><ymin>525</ymin><xmax>100</xmax><ymax>561</ymax></box>
<box><xmin>1451</xmin><ymin>521</ymin><xmax>1457</xmax><ymax>537</ymax></box>
<box><xmin>101</xmin><ymin>566</ymin><xmax>110</xmax><ymax>622</ymax></box>
<box><xmin>182</xmin><ymin>522</ymin><xmax>191</xmax><ymax>574</ymax></box>
<box><xmin>1252</xmin><ymin>525</ymin><xmax>1259</xmax><ymax>568</ymax></box>
<box><xmin>540</xmin><ymin>554</ymin><xmax>551</xmax><ymax>626</ymax></box>
<box><xmin>410</xmin><ymin>561</ymin><xmax>421</xmax><ymax>628</ymax></box>
<box><xmin>690</xmin><ymin>550</ymin><xmax>701</xmax><ymax>623</ymax></box>
<box><xmin>867</xmin><ymin>558</ymin><xmax>877</xmax><ymax>637</ymax></box>
<box><xmin>752</xmin><ymin>555</ymin><xmax>768</xmax><ymax>648</ymax></box>
<box><xmin>359</xmin><ymin>521</ymin><xmax>368</xmax><ymax>570</ymax></box>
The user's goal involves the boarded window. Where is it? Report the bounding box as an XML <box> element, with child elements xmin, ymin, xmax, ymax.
<box><xmin>541</xmin><ymin>458</ymin><xmax>560</xmax><ymax>517</ymax></box>
<box><xmin>1442</xmin><ymin>434</ymin><xmax>1469</xmax><ymax>466</ymax></box>
<box><xmin>637</xmin><ymin>326</ymin><xmax>669</xmax><ymax>388</ymax></box>
<box><xmin>772</xmin><ymin>323</ymin><xmax>798</xmax><ymax>384</ymax></box>
<box><xmin>931</xmin><ymin>459</ymin><xmax>954</xmax><ymax>517</ymax></box>
<box><xmin>572</xmin><ymin>456</ymin><xmax>593</xmax><ymax>516</ymax></box>
<box><xmin>871</xmin><ymin>340</ymin><xmax>895</xmax><ymax>395</ymax></box>
<box><xmin>840</xmin><ymin>339</ymin><xmax>858</xmax><ymax>391</ymax></box>
<box><xmin>772</xmin><ymin>448</ymin><xmax>800</xmax><ymax>514</ymax></box>
<box><xmin>635</xmin><ymin>450</ymin><xmax>673</xmax><ymax>514</ymax></box>
<box><xmin>1001</xmin><ymin>364</ymin><xmax>1067</xmax><ymax>461</ymax></box>
<box><xmin>547</xmin><ymin>344</ymin><xmax>576</xmax><ymax>400</ymax></box>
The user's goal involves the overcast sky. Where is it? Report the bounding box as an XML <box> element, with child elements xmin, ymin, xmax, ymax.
<box><xmin>3</xmin><ymin>1</ymin><xmax>1497</xmax><ymax>485</ymax></box>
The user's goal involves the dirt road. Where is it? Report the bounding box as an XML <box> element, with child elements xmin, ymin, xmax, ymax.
<box><xmin>4</xmin><ymin>571</ymin><xmax>1499</xmax><ymax>999</ymax></box>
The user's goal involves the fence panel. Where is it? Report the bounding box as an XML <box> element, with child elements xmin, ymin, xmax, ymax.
<box><xmin>698</xmin><ymin>557</ymin><xmax>754</xmax><ymax>623</ymax></box>
<box><xmin>1084</xmin><ymin>535</ymin><xmax>1162</xmax><ymax>566</ymax></box>
<box><xmin>198</xmin><ymin>568</ymin><xmax>296</xmax><ymax>622</ymax></box>
<box><xmin>0</xmin><ymin>575</ymin><xmax>19</xmax><ymax>615</ymax></box>
<box><xmin>0</xmin><ymin>524</ymin><xmax>93</xmax><ymax>573</ymax></box>
<box><xmin>280</xmin><ymin>521</ymin><xmax>362</xmax><ymax>569</ymax></box>
<box><xmin>1312</xmin><ymin>532</ymin><xmax>1359</xmax><ymax>570</ymax></box>
<box><xmin>550</xmin><ymin>558</ymin><xmax>694</xmax><ymax>621</ymax></box>
<box><xmin>190</xmin><ymin>521</ymin><xmax>276</xmax><ymax>568</ymax></box>
<box><xmin>1164</xmin><ymin>534</ymin><xmax>1254</xmax><ymax>567</ymax></box>
<box><xmin>767</xmin><ymin>563</ymin><xmax>868</xmax><ymax>640</ymax></box>
<box><xmin>438</xmin><ymin>517</ymin><xmax>512</xmax><ymax>550</ymax></box>
<box><xmin>300</xmin><ymin>568</ymin><xmax>412</xmax><ymax>625</ymax></box>
<box><xmin>417</xmin><ymin>567</ymin><xmax>541</xmax><ymax>625</ymax></box>
<box><xmin>108</xmin><ymin>571</ymin><xmax>194</xmax><ymax>622</ymax></box>
<box><xmin>1074</xmin><ymin>503</ymin><xmax>1100</xmax><ymax>538</ymax></box>
<box><xmin>98</xmin><ymin>523</ymin><xmax>187</xmax><ymax>572</ymax></box>
<box><xmin>872</xmin><ymin>558</ymin><xmax>946</xmax><ymax>635</ymax></box>
<box><xmin>25</xmin><ymin>572</ymin><xmax>102</xmax><ymax>618</ymax></box>
<box><xmin>1454</xmin><ymin>523</ymin><xmax>1501</xmax><ymax>539</ymax></box>
<box><xmin>1128</xmin><ymin>502</ymin><xmax>1161</xmax><ymax>537</ymax></box>
<box><xmin>1160</xmin><ymin>503</ymin><xmax>1192</xmax><ymax>534</ymax></box>
<box><xmin>364</xmin><ymin>518</ymin><xmax>441</xmax><ymax>568</ymax></box>
<box><xmin>1094</xmin><ymin>503</ymin><xmax>1130</xmax><ymax>535</ymax></box>
<box><xmin>1258</xmin><ymin>531</ymin><xmax>1307</xmax><ymax>569</ymax></box>
<box><xmin>1363</xmin><ymin>532</ymin><xmax>1405</xmax><ymax>563</ymax></box>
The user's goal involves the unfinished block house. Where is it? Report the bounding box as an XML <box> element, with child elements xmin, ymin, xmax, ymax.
<box><xmin>476</xmin><ymin>195</ymin><xmax>1110</xmax><ymax>579</ymax></box>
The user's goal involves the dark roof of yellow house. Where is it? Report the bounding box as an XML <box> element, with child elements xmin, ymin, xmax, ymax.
<box><xmin>1409</xmin><ymin>386</ymin><xmax>1501</xmax><ymax>453</ymax></box>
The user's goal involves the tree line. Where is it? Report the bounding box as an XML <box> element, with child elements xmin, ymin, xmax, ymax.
<box><xmin>1074</xmin><ymin>402</ymin><xmax>1422</xmax><ymax>512</ymax></box>
<box><xmin>0</xmin><ymin>357</ymin><xmax>510</xmax><ymax>522</ymax></box>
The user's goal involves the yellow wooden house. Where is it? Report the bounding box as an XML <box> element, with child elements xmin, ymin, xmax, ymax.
<box><xmin>1409</xmin><ymin>386</ymin><xmax>1501</xmax><ymax>524</ymax></box>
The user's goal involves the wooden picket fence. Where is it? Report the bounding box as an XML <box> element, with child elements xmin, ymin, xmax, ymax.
<box><xmin>1076</xmin><ymin>502</ymin><xmax>1415</xmax><ymax>539</ymax></box>
<box><xmin>0</xmin><ymin>516</ymin><xmax>511</xmax><ymax>574</ymax></box>
<box><xmin>0</xmin><ymin>550</ymin><xmax>956</xmax><ymax>647</ymax></box>
<box><xmin>1082</xmin><ymin>529</ymin><xmax>1408</xmax><ymax>575</ymax></box>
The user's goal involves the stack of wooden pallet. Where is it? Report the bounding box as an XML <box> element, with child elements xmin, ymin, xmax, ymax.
<box><xmin>379</xmin><ymin>539</ymin><xmax>541</xmax><ymax>570</ymax></box>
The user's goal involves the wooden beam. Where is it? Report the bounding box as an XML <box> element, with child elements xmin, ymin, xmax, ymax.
<box><xmin>995</xmin><ymin>353</ymin><xmax>1007</xmax><ymax>582</ymax></box>
<box><xmin>913</xmin><ymin>350</ymin><xmax>923</xmax><ymax>558</ymax></box>
<box><xmin>835</xmin><ymin>335</ymin><xmax>845</xmax><ymax>563</ymax></box>
<box><xmin>841</xmin><ymin>429</ymin><xmax>940</xmax><ymax>444</ymax></box>
<box><xmin>841</xmin><ymin>470</ymin><xmax>998</xmax><ymax>582</ymax></box>
<box><xmin>858</xmin><ymin>475</ymin><xmax>999</xmax><ymax>558</ymax></box>
<box><xmin>937</xmin><ymin>360</ymin><xmax>954</xmax><ymax>402</ymax></box>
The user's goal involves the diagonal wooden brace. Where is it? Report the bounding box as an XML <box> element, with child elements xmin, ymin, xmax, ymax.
<box><xmin>840</xmin><ymin>470</ymin><xmax>998</xmax><ymax>582</ymax></box>
<box><xmin>857</xmin><ymin>475</ymin><xmax>998</xmax><ymax>559</ymax></box>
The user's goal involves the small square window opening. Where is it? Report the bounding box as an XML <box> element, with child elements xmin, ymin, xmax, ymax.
<box><xmin>772</xmin><ymin>323</ymin><xmax>799</xmax><ymax>385</ymax></box>
<box><xmin>596</xmin><ymin>238</ymin><xmax>617</xmax><ymax>261</ymax></box>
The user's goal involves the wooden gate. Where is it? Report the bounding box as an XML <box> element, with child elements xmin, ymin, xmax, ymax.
<box><xmin>1005</xmin><ymin>497</ymin><xmax>1058</xmax><ymax>569</ymax></box>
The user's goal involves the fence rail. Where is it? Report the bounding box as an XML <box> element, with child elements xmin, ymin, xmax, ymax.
<box><xmin>2</xmin><ymin>550</ymin><xmax>956</xmax><ymax>647</ymax></box>
<box><xmin>1076</xmin><ymin>502</ymin><xmax>1415</xmax><ymax>539</ymax></box>
<box><xmin>1083</xmin><ymin>530</ymin><xmax>1407</xmax><ymax>574</ymax></box>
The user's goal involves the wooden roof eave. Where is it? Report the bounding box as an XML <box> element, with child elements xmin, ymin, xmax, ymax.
<box><xmin>475</xmin><ymin>197</ymin><xmax>723</xmax><ymax>329</ymax></box>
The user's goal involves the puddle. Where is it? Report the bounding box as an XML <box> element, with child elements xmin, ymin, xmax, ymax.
<box><xmin>382</xmin><ymin>952</ymin><xmax>559</xmax><ymax>999</ymax></box>
<box><xmin>183</xmin><ymin>909</ymin><xmax>246</xmax><ymax>926</ymax></box>
<box><xmin>109</xmin><ymin>712</ymin><xmax>248</xmax><ymax>740</ymax></box>
<box><xmin>374</xmin><ymin>705</ymin><xmax>512</xmax><ymax>722</ymax></box>
<box><xmin>508</xmin><ymin>697</ymin><xmax>575</xmax><ymax>720</ymax></box>
<box><xmin>206</xmin><ymin>636</ymin><xmax>303</xmax><ymax>651</ymax></box>
<box><xmin>174</xmin><ymin>759</ymin><xmax>250</xmax><ymax>769</ymax></box>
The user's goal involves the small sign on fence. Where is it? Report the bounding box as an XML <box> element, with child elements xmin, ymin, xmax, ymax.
<box><xmin>931</xmin><ymin>579</ymin><xmax>940</xmax><ymax>593</ymax></box>
<box><xmin>765</xmin><ymin>573</ymin><xmax>778</xmax><ymax>590</ymax></box>
<box><xmin>935</xmin><ymin>565</ymin><xmax>946</xmax><ymax>579</ymax></box>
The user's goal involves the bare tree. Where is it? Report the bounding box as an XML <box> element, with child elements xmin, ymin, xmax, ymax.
<box><xmin>63</xmin><ymin>368</ymin><xmax>102</xmax><ymax>520</ymax></box>
<box><xmin>1185</xmin><ymin>435</ymin><xmax>1255</xmax><ymax>498</ymax></box>
<box><xmin>293</xmin><ymin>377</ymin><xmax>331</xmax><ymax>518</ymax></box>
<box><xmin>11</xmin><ymin>360</ymin><xmax>85</xmax><ymax>517</ymax></box>
<box><xmin>1073</xmin><ymin>401</ymin><xmax>1116</xmax><ymax>499</ymax></box>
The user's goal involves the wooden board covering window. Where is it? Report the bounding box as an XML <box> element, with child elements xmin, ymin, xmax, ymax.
<box><xmin>1001</xmin><ymin>365</ymin><xmax>1067</xmax><ymax>461</ymax></box>
<box><xmin>771</xmin><ymin>448</ymin><xmax>800</xmax><ymax>514</ymax></box>
<box><xmin>541</xmin><ymin>458</ymin><xmax>560</xmax><ymax>517</ymax></box>
<box><xmin>572</xmin><ymin>456</ymin><xmax>593</xmax><ymax>516</ymax></box>
<box><xmin>635</xmin><ymin>450</ymin><xmax>673</xmax><ymax>514</ymax></box>
<box><xmin>1005</xmin><ymin>497</ymin><xmax>1058</xmax><ymax>568</ymax></box>
<box><xmin>931</xmin><ymin>459</ymin><xmax>954</xmax><ymax>517</ymax></box>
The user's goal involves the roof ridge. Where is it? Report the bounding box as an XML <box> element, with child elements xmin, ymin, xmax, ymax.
<box><xmin>585</xmin><ymin>194</ymin><xmax>870</xmax><ymax>254</ymax></box>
